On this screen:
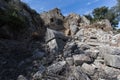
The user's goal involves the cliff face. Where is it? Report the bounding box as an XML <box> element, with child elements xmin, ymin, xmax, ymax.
<box><xmin>0</xmin><ymin>0</ymin><xmax>45</xmax><ymax>80</ymax></box>
<box><xmin>0</xmin><ymin>0</ymin><xmax>120</xmax><ymax>80</ymax></box>
<box><xmin>0</xmin><ymin>0</ymin><xmax>45</xmax><ymax>40</ymax></box>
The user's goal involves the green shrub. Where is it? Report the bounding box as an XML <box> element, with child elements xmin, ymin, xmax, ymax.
<box><xmin>0</xmin><ymin>8</ymin><xmax>27</xmax><ymax>33</ymax></box>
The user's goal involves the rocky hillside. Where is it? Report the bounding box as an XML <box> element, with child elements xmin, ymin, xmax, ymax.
<box><xmin>0</xmin><ymin>0</ymin><xmax>120</xmax><ymax>80</ymax></box>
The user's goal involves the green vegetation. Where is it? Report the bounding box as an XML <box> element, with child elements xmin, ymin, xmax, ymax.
<box><xmin>85</xmin><ymin>0</ymin><xmax>120</xmax><ymax>28</ymax></box>
<box><xmin>112</xmin><ymin>0</ymin><xmax>120</xmax><ymax>21</ymax></box>
<box><xmin>84</xmin><ymin>6</ymin><xmax>119</xmax><ymax>27</ymax></box>
<box><xmin>0</xmin><ymin>7</ymin><xmax>27</xmax><ymax>33</ymax></box>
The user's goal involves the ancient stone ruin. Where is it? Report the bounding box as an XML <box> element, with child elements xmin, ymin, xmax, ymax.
<box><xmin>0</xmin><ymin>0</ymin><xmax>120</xmax><ymax>80</ymax></box>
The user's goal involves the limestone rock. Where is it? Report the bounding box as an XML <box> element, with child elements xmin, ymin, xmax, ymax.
<box><xmin>45</xmin><ymin>28</ymin><xmax>66</xmax><ymax>42</ymax></box>
<box><xmin>103</xmin><ymin>66</ymin><xmax>120</xmax><ymax>77</ymax></box>
<box><xmin>104</xmin><ymin>54</ymin><xmax>120</xmax><ymax>68</ymax></box>
<box><xmin>64</xmin><ymin>13</ymin><xmax>80</xmax><ymax>28</ymax></box>
<box><xmin>40</xmin><ymin>8</ymin><xmax>64</xmax><ymax>31</ymax></box>
<box><xmin>63</xmin><ymin>42</ymin><xmax>79</xmax><ymax>57</ymax></box>
<box><xmin>85</xmin><ymin>49</ymin><xmax>99</xmax><ymax>59</ymax></box>
<box><xmin>66</xmin><ymin>57</ymin><xmax>74</xmax><ymax>66</ymax></box>
<box><xmin>45</xmin><ymin>28</ymin><xmax>67</xmax><ymax>52</ymax></box>
<box><xmin>33</xmin><ymin>65</ymin><xmax>46</xmax><ymax>80</ymax></box>
<box><xmin>73</xmin><ymin>54</ymin><xmax>92</xmax><ymax>65</ymax></box>
<box><xmin>47</xmin><ymin>61</ymin><xmax>66</xmax><ymax>74</ymax></box>
<box><xmin>82</xmin><ymin>63</ymin><xmax>97</xmax><ymax>75</ymax></box>
<box><xmin>64</xmin><ymin>13</ymin><xmax>81</xmax><ymax>36</ymax></box>
<box><xmin>67</xmin><ymin>66</ymin><xmax>91</xmax><ymax>80</ymax></box>
<box><xmin>96</xmin><ymin>19</ymin><xmax>113</xmax><ymax>31</ymax></box>
<box><xmin>17</xmin><ymin>75</ymin><xmax>27</xmax><ymax>80</ymax></box>
<box><xmin>69</xmin><ymin>25</ymin><xmax>79</xmax><ymax>35</ymax></box>
<box><xmin>80</xmin><ymin>16</ymin><xmax>90</xmax><ymax>26</ymax></box>
<box><xmin>99</xmin><ymin>45</ymin><xmax>120</xmax><ymax>58</ymax></box>
<box><xmin>111</xmin><ymin>33</ymin><xmax>120</xmax><ymax>47</ymax></box>
<box><xmin>117</xmin><ymin>75</ymin><xmax>120</xmax><ymax>80</ymax></box>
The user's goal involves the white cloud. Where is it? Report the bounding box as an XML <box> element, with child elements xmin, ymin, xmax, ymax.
<box><xmin>87</xmin><ymin>2</ymin><xmax>91</xmax><ymax>5</ymax></box>
<box><xmin>87</xmin><ymin>0</ymin><xmax>100</xmax><ymax>5</ymax></box>
<box><xmin>21</xmin><ymin>0</ymin><xmax>32</xmax><ymax>3</ymax></box>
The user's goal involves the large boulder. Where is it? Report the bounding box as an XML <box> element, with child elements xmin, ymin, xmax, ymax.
<box><xmin>47</xmin><ymin>61</ymin><xmax>66</xmax><ymax>75</ymax></box>
<box><xmin>69</xmin><ymin>25</ymin><xmax>79</xmax><ymax>35</ymax></box>
<box><xmin>104</xmin><ymin>54</ymin><xmax>120</xmax><ymax>68</ymax></box>
<box><xmin>103</xmin><ymin>66</ymin><xmax>120</xmax><ymax>77</ymax></box>
<box><xmin>45</xmin><ymin>28</ymin><xmax>67</xmax><ymax>52</ymax></box>
<box><xmin>85</xmin><ymin>49</ymin><xmax>99</xmax><ymax>59</ymax></box>
<box><xmin>99</xmin><ymin>45</ymin><xmax>120</xmax><ymax>56</ymax></box>
<box><xmin>82</xmin><ymin>63</ymin><xmax>97</xmax><ymax>75</ymax></box>
<box><xmin>45</xmin><ymin>28</ymin><xmax>66</xmax><ymax>42</ymax></box>
<box><xmin>73</xmin><ymin>54</ymin><xmax>92</xmax><ymax>65</ymax></box>
<box><xmin>67</xmin><ymin>66</ymin><xmax>91</xmax><ymax>80</ymax></box>
<box><xmin>111</xmin><ymin>33</ymin><xmax>120</xmax><ymax>47</ymax></box>
<box><xmin>63</xmin><ymin>42</ymin><xmax>80</xmax><ymax>57</ymax></box>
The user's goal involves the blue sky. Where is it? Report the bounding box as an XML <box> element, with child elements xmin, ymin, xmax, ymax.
<box><xmin>21</xmin><ymin>0</ymin><xmax>117</xmax><ymax>15</ymax></box>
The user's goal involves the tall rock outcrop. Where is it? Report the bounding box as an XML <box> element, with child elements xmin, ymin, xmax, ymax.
<box><xmin>0</xmin><ymin>0</ymin><xmax>45</xmax><ymax>80</ymax></box>
<box><xmin>0</xmin><ymin>0</ymin><xmax>45</xmax><ymax>40</ymax></box>
<box><xmin>40</xmin><ymin>8</ymin><xmax>64</xmax><ymax>31</ymax></box>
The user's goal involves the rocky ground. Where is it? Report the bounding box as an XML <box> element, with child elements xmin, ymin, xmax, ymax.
<box><xmin>0</xmin><ymin>0</ymin><xmax>120</xmax><ymax>80</ymax></box>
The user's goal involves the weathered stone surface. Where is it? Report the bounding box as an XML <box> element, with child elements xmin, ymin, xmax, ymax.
<box><xmin>75</xmin><ymin>28</ymin><xmax>113</xmax><ymax>43</ymax></box>
<box><xmin>73</xmin><ymin>54</ymin><xmax>92</xmax><ymax>65</ymax></box>
<box><xmin>96</xmin><ymin>19</ymin><xmax>113</xmax><ymax>31</ymax></box>
<box><xmin>64</xmin><ymin>13</ymin><xmax>81</xmax><ymax>36</ymax></box>
<box><xmin>103</xmin><ymin>66</ymin><xmax>120</xmax><ymax>77</ymax></box>
<box><xmin>45</xmin><ymin>28</ymin><xmax>66</xmax><ymax>42</ymax></box>
<box><xmin>33</xmin><ymin>65</ymin><xmax>46</xmax><ymax>80</ymax></box>
<box><xmin>78</xmin><ymin>43</ymin><xmax>90</xmax><ymax>51</ymax></box>
<box><xmin>67</xmin><ymin>66</ymin><xmax>91</xmax><ymax>80</ymax></box>
<box><xmin>66</xmin><ymin>57</ymin><xmax>74</xmax><ymax>66</ymax></box>
<box><xmin>117</xmin><ymin>75</ymin><xmax>120</xmax><ymax>80</ymax></box>
<box><xmin>99</xmin><ymin>46</ymin><xmax>120</xmax><ymax>58</ymax></box>
<box><xmin>82</xmin><ymin>63</ymin><xmax>96</xmax><ymax>75</ymax></box>
<box><xmin>80</xmin><ymin>16</ymin><xmax>90</xmax><ymax>26</ymax></box>
<box><xmin>63</xmin><ymin>42</ymin><xmax>80</xmax><ymax>57</ymax></box>
<box><xmin>47</xmin><ymin>38</ymin><xmax>66</xmax><ymax>52</ymax></box>
<box><xmin>1</xmin><ymin>1</ymin><xmax>120</xmax><ymax>80</ymax></box>
<box><xmin>104</xmin><ymin>54</ymin><xmax>120</xmax><ymax>68</ymax></box>
<box><xmin>47</xmin><ymin>61</ymin><xmax>66</xmax><ymax>74</ymax></box>
<box><xmin>93</xmin><ymin>56</ymin><xmax>104</xmax><ymax>69</ymax></box>
<box><xmin>40</xmin><ymin>8</ymin><xmax>64</xmax><ymax>31</ymax></box>
<box><xmin>45</xmin><ymin>28</ymin><xmax>67</xmax><ymax>52</ymax></box>
<box><xmin>69</xmin><ymin>25</ymin><xmax>79</xmax><ymax>35</ymax></box>
<box><xmin>17</xmin><ymin>75</ymin><xmax>27</xmax><ymax>80</ymax></box>
<box><xmin>64</xmin><ymin>13</ymin><xmax>80</xmax><ymax>28</ymax></box>
<box><xmin>98</xmin><ymin>78</ymin><xmax>106</xmax><ymax>80</ymax></box>
<box><xmin>85</xmin><ymin>49</ymin><xmax>99</xmax><ymax>59</ymax></box>
<box><xmin>111</xmin><ymin>33</ymin><xmax>120</xmax><ymax>47</ymax></box>
<box><xmin>75</xmin><ymin>29</ymin><xmax>85</xmax><ymax>41</ymax></box>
